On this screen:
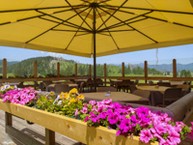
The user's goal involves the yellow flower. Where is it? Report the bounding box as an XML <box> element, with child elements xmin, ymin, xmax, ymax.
<box><xmin>69</xmin><ymin>88</ymin><xmax>78</xmax><ymax>94</ymax></box>
<box><xmin>69</xmin><ymin>98</ymin><xmax>77</xmax><ymax>103</ymax></box>
<box><xmin>77</xmin><ymin>94</ymin><xmax>85</xmax><ymax>100</ymax></box>
<box><xmin>59</xmin><ymin>92</ymin><xmax>69</xmax><ymax>99</ymax></box>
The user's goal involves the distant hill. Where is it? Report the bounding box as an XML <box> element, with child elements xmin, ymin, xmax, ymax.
<box><xmin>6</xmin><ymin>56</ymin><xmax>80</xmax><ymax>77</ymax></box>
<box><xmin>1</xmin><ymin>56</ymin><xmax>193</xmax><ymax>77</ymax></box>
<box><xmin>0</xmin><ymin>59</ymin><xmax>19</xmax><ymax>70</ymax></box>
<box><xmin>147</xmin><ymin>63</ymin><xmax>193</xmax><ymax>72</ymax></box>
<box><xmin>0</xmin><ymin>59</ymin><xmax>18</xmax><ymax>66</ymax></box>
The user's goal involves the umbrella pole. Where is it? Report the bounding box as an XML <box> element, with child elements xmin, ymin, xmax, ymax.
<box><xmin>92</xmin><ymin>3</ymin><xmax>97</xmax><ymax>92</ymax></box>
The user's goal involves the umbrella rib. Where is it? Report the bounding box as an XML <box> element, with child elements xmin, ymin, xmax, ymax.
<box><xmin>36</xmin><ymin>9</ymin><xmax>91</xmax><ymax>32</ymax></box>
<box><xmin>25</xmin><ymin>9</ymin><xmax>92</xmax><ymax>44</ymax></box>
<box><xmin>145</xmin><ymin>15</ymin><xmax>193</xmax><ymax>29</ymax></box>
<box><xmin>65</xmin><ymin>8</ymin><xmax>93</xmax><ymax>51</ymax></box>
<box><xmin>40</xmin><ymin>17</ymin><xmax>88</xmax><ymax>32</ymax></box>
<box><xmin>25</xmin><ymin>23</ymin><xmax>62</xmax><ymax>44</ymax></box>
<box><xmin>0</xmin><ymin>13</ymin><xmax>44</xmax><ymax>25</ymax></box>
<box><xmin>129</xmin><ymin>25</ymin><xmax>158</xmax><ymax>43</ymax></box>
<box><xmin>98</xmin><ymin>7</ymin><xmax>157</xmax><ymax>43</ymax></box>
<box><xmin>96</xmin><ymin>8</ymin><xmax>120</xmax><ymax>50</ymax></box>
<box><xmin>0</xmin><ymin>5</ymin><xmax>85</xmax><ymax>28</ymax></box>
<box><xmin>53</xmin><ymin>29</ymin><xmax>87</xmax><ymax>32</ymax></box>
<box><xmin>100</xmin><ymin>29</ymin><xmax>134</xmax><ymax>33</ymax></box>
<box><xmin>104</xmin><ymin>6</ymin><xmax>193</xmax><ymax>29</ymax></box>
<box><xmin>64</xmin><ymin>0</ymin><xmax>93</xmax><ymax>30</ymax></box>
<box><xmin>0</xmin><ymin>6</ymin><xmax>67</xmax><ymax>26</ymax></box>
<box><xmin>106</xmin><ymin>5</ymin><xmax>193</xmax><ymax>15</ymax></box>
<box><xmin>0</xmin><ymin>5</ymin><xmax>84</xmax><ymax>13</ymax></box>
<box><xmin>115</xmin><ymin>7</ymin><xmax>193</xmax><ymax>29</ymax></box>
<box><xmin>97</xmin><ymin>7</ymin><xmax>151</xmax><ymax>32</ymax></box>
<box><xmin>97</xmin><ymin>0</ymin><xmax>129</xmax><ymax>30</ymax></box>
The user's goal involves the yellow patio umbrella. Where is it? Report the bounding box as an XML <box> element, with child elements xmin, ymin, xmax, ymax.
<box><xmin>0</xmin><ymin>0</ymin><xmax>193</xmax><ymax>84</ymax></box>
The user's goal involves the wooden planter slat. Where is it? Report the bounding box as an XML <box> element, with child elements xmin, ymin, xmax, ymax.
<box><xmin>0</xmin><ymin>100</ymin><xmax>157</xmax><ymax>145</ymax></box>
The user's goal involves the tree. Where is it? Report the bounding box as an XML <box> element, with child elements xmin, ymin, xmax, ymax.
<box><xmin>180</xmin><ymin>70</ymin><xmax>192</xmax><ymax>77</ymax></box>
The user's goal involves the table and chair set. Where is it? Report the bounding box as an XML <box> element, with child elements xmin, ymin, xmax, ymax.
<box><xmin>10</xmin><ymin>78</ymin><xmax>191</xmax><ymax>107</ymax></box>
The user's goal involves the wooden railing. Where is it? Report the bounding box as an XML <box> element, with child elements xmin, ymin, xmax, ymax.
<box><xmin>1</xmin><ymin>58</ymin><xmax>193</xmax><ymax>86</ymax></box>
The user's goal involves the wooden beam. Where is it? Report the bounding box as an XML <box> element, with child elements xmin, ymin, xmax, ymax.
<box><xmin>34</xmin><ymin>61</ymin><xmax>38</xmax><ymax>78</ymax></box>
<box><xmin>2</xmin><ymin>58</ymin><xmax>7</xmax><ymax>79</ymax></box>
<box><xmin>104</xmin><ymin>63</ymin><xmax>107</xmax><ymax>86</ymax></box>
<box><xmin>75</xmin><ymin>63</ymin><xmax>77</xmax><ymax>77</ymax></box>
<box><xmin>57</xmin><ymin>62</ymin><xmax>60</xmax><ymax>77</ymax></box>
<box><xmin>5</xmin><ymin>112</ymin><xmax>12</xmax><ymax>132</ymax></box>
<box><xmin>173</xmin><ymin>59</ymin><xmax>177</xmax><ymax>78</ymax></box>
<box><xmin>89</xmin><ymin>64</ymin><xmax>92</xmax><ymax>77</ymax></box>
<box><xmin>144</xmin><ymin>61</ymin><xmax>148</xmax><ymax>84</ymax></box>
<box><xmin>122</xmin><ymin>62</ymin><xmax>125</xmax><ymax>77</ymax></box>
<box><xmin>45</xmin><ymin>129</ymin><xmax>55</xmax><ymax>145</ymax></box>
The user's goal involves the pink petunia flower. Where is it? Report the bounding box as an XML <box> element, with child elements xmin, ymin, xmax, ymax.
<box><xmin>140</xmin><ymin>129</ymin><xmax>153</xmax><ymax>143</ymax></box>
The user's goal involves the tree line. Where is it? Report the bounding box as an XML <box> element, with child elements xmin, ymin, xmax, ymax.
<box><xmin>0</xmin><ymin>56</ymin><xmax>192</xmax><ymax>78</ymax></box>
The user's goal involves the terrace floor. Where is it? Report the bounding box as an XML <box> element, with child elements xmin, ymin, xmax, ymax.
<box><xmin>0</xmin><ymin>110</ymin><xmax>81</xmax><ymax>145</ymax></box>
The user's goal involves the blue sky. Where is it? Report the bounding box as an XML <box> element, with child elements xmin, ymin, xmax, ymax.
<box><xmin>0</xmin><ymin>44</ymin><xmax>193</xmax><ymax>65</ymax></box>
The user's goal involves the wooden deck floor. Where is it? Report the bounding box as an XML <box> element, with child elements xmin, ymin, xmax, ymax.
<box><xmin>0</xmin><ymin>110</ymin><xmax>81</xmax><ymax>145</ymax></box>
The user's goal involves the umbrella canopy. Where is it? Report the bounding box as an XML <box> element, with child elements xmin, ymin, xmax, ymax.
<box><xmin>1</xmin><ymin>0</ymin><xmax>193</xmax><ymax>85</ymax></box>
<box><xmin>0</xmin><ymin>0</ymin><xmax>193</xmax><ymax>57</ymax></box>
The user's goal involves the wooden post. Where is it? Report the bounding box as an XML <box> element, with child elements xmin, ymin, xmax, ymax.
<box><xmin>75</xmin><ymin>63</ymin><xmax>77</xmax><ymax>77</ymax></box>
<box><xmin>144</xmin><ymin>61</ymin><xmax>148</xmax><ymax>84</ymax></box>
<box><xmin>104</xmin><ymin>63</ymin><xmax>107</xmax><ymax>86</ymax></box>
<box><xmin>33</xmin><ymin>61</ymin><xmax>38</xmax><ymax>78</ymax></box>
<box><xmin>122</xmin><ymin>62</ymin><xmax>125</xmax><ymax>78</ymax></box>
<box><xmin>45</xmin><ymin>128</ymin><xmax>55</xmax><ymax>145</ymax></box>
<box><xmin>57</xmin><ymin>62</ymin><xmax>60</xmax><ymax>77</ymax></box>
<box><xmin>2</xmin><ymin>58</ymin><xmax>7</xmax><ymax>79</ymax></box>
<box><xmin>173</xmin><ymin>59</ymin><xmax>177</xmax><ymax>78</ymax></box>
<box><xmin>89</xmin><ymin>64</ymin><xmax>92</xmax><ymax>77</ymax></box>
<box><xmin>5</xmin><ymin>112</ymin><xmax>12</xmax><ymax>132</ymax></box>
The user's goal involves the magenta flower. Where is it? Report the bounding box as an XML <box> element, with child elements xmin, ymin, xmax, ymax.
<box><xmin>118</xmin><ymin>118</ymin><xmax>132</xmax><ymax>134</ymax></box>
<box><xmin>140</xmin><ymin>129</ymin><xmax>153</xmax><ymax>143</ymax></box>
<box><xmin>98</xmin><ymin>112</ymin><xmax>107</xmax><ymax>120</ymax></box>
<box><xmin>108</xmin><ymin>113</ymin><xmax>119</xmax><ymax>125</ymax></box>
<box><xmin>81</xmin><ymin>106</ymin><xmax>88</xmax><ymax>114</ymax></box>
<box><xmin>89</xmin><ymin>100</ymin><xmax>97</xmax><ymax>106</ymax></box>
<box><xmin>1</xmin><ymin>87</ymin><xmax>36</xmax><ymax>105</ymax></box>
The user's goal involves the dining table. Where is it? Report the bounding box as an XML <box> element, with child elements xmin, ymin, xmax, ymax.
<box><xmin>82</xmin><ymin>92</ymin><xmax>149</xmax><ymax>105</ymax></box>
<box><xmin>136</xmin><ymin>85</ymin><xmax>170</xmax><ymax>106</ymax></box>
<box><xmin>136</xmin><ymin>85</ymin><xmax>170</xmax><ymax>94</ymax></box>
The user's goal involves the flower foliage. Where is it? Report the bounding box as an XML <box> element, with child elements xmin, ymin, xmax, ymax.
<box><xmin>75</xmin><ymin>99</ymin><xmax>192</xmax><ymax>145</ymax></box>
<box><xmin>0</xmin><ymin>85</ymin><xmax>37</xmax><ymax>105</ymax></box>
<box><xmin>34</xmin><ymin>88</ymin><xmax>84</xmax><ymax>117</ymax></box>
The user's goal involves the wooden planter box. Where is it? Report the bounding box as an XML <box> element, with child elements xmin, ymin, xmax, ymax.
<box><xmin>0</xmin><ymin>100</ymin><xmax>157</xmax><ymax>145</ymax></box>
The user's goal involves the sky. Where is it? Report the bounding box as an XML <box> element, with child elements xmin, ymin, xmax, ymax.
<box><xmin>0</xmin><ymin>44</ymin><xmax>193</xmax><ymax>65</ymax></box>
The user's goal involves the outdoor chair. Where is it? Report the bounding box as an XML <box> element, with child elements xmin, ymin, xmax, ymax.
<box><xmin>95</xmin><ymin>78</ymin><xmax>104</xmax><ymax>87</ymax></box>
<box><xmin>128</xmin><ymin>84</ymin><xmax>138</xmax><ymax>93</ymax></box>
<box><xmin>38</xmin><ymin>82</ymin><xmax>47</xmax><ymax>91</ymax></box>
<box><xmin>157</xmin><ymin>82</ymin><xmax>171</xmax><ymax>87</ymax></box>
<box><xmin>176</xmin><ymin>84</ymin><xmax>191</xmax><ymax>96</ymax></box>
<box><xmin>162</xmin><ymin>87</ymin><xmax>182</xmax><ymax>107</ymax></box>
<box><xmin>79</xmin><ymin>78</ymin><xmax>94</xmax><ymax>92</ymax></box>
<box><xmin>54</xmin><ymin>84</ymin><xmax>69</xmax><ymax>95</ymax></box>
<box><xmin>116</xmin><ymin>79</ymin><xmax>134</xmax><ymax>92</ymax></box>
<box><xmin>148</xmin><ymin>80</ymin><xmax>154</xmax><ymax>86</ymax></box>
